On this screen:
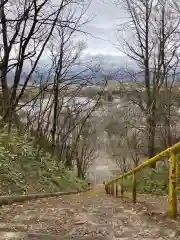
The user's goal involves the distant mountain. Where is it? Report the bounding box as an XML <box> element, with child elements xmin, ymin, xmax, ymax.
<box><xmin>6</xmin><ymin>54</ymin><xmax>139</xmax><ymax>86</ymax></box>
<box><xmin>7</xmin><ymin>68</ymin><xmax>140</xmax><ymax>87</ymax></box>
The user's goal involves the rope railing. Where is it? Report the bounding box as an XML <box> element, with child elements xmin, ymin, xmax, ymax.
<box><xmin>105</xmin><ymin>142</ymin><xmax>180</xmax><ymax>219</ymax></box>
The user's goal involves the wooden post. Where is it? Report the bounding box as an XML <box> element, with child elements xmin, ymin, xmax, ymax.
<box><xmin>112</xmin><ymin>182</ymin><xmax>114</xmax><ymax>196</ymax></box>
<box><xmin>105</xmin><ymin>184</ymin><xmax>108</xmax><ymax>194</ymax></box>
<box><xmin>114</xmin><ymin>181</ymin><xmax>116</xmax><ymax>197</ymax></box>
<box><xmin>120</xmin><ymin>177</ymin><xmax>124</xmax><ymax>198</ymax></box>
<box><xmin>116</xmin><ymin>180</ymin><xmax>118</xmax><ymax>197</ymax></box>
<box><xmin>169</xmin><ymin>151</ymin><xmax>178</xmax><ymax>219</ymax></box>
<box><xmin>132</xmin><ymin>171</ymin><xmax>136</xmax><ymax>203</ymax></box>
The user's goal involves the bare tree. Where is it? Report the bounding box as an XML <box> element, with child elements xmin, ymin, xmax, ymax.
<box><xmin>72</xmin><ymin>118</ymin><xmax>98</xmax><ymax>179</ymax></box>
<box><xmin>114</xmin><ymin>0</ymin><xmax>180</xmax><ymax>167</ymax></box>
<box><xmin>0</xmin><ymin>0</ymin><xmax>91</xmax><ymax>131</ymax></box>
<box><xmin>104</xmin><ymin>97</ymin><xmax>146</xmax><ymax>173</ymax></box>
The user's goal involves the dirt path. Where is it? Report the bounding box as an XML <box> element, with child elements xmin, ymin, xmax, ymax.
<box><xmin>1</xmin><ymin>188</ymin><xmax>180</xmax><ymax>240</ymax></box>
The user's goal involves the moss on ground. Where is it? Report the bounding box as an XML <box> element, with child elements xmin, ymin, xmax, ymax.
<box><xmin>0</xmin><ymin>126</ymin><xmax>87</xmax><ymax>195</ymax></box>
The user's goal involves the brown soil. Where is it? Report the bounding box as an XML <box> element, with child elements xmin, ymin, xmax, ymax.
<box><xmin>0</xmin><ymin>188</ymin><xmax>180</xmax><ymax>240</ymax></box>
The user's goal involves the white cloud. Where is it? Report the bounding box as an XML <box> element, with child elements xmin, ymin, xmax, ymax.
<box><xmin>39</xmin><ymin>0</ymin><xmax>131</xmax><ymax>69</ymax></box>
<box><xmin>83</xmin><ymin>49</ymin><xmax>125</xmax><ymax>56</ymax></box>
<box><xmin>79</xmin><ymin>0</ymin><xmax>126</xmax><ymax>56</ymax></box>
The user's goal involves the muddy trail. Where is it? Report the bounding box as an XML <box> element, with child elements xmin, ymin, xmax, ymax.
<box><xmin>1</xmin><ymin>186</ymin><xmax>180</xmax><ymax>240</ymax></box>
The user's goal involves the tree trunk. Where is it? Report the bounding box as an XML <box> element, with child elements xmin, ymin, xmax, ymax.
<box><xmin>164</xmin><ymin>115</ymin><xmax>172</xmax><ymax>148</ymax></box>
<box><xmin>64</xmin><ymin>147</ymin><xmax>73</xmax><ymax>170</ymax></box>
<box><xmin>147</xmin><ymin>113</ymin><xmax>156</xmax><ymax>168</ymax></box>
<box><xmin>77</xmin><ymin>159</ymin><xmax>84</xmax><ymax>179</ymax></box>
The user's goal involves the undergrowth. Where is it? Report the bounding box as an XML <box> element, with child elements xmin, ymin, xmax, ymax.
<box><xmin>123</xmin><ymin>162</ymin><xmax>180</xmax><ymax>195</ymax></box>
<box><xmin>0</xmin><ymin>126</ymin><xmax>87</xmax><ymax>195</ymax></box>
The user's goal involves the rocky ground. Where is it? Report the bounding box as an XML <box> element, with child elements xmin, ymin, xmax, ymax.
<box><xmin>1</xmin><ymin>185</ymin><xmax>180</xmax><ymax>240</ymax></box>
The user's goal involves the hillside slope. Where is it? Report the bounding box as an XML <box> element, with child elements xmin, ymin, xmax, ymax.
<box><xmin>0</xmin><ymin>126</ymin><xmax>87</xmax><ymax>195</ymax></box>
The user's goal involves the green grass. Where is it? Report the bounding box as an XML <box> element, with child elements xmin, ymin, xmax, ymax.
<box><xmin>0</xmin><ymin>126</ymin><xmax>87</xmax><ymax>195</ymax></box>
<box><xmin>123</xmin><ymin>163</ymin><xmax>178</xmax><ymax>196</ymax></box>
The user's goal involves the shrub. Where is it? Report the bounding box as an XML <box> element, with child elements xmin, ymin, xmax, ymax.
<box><xmin>123</xmin><ymin>164</ymin><xmax>171</xmax><ymax>195</ymax></box>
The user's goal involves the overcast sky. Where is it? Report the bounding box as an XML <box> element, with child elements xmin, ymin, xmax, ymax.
<box><xmin>39</xmin><ymin>0</ymin><xmax>134</xmax><ymax>71</ymax></box>
<box><xmin>80</xmin><ymin>0</ymin><xmax>126</xmax><ymax>57</ymax></box>
<box><xmin>75</xmin><ymin>0</ymin><xmax>136</xmax><ymax>70</ymax></box>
